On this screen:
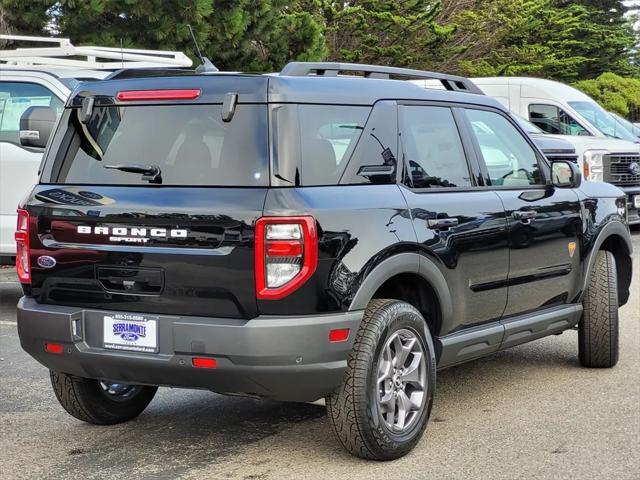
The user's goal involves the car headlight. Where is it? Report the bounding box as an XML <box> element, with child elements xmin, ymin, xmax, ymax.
<box><xmin>583</xmin><ymin>150</ymin><xmax>607</xmax><ymax>182</ymax></box>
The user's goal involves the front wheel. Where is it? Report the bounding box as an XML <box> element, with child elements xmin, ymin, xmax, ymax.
<box><xmin>327</xmin><ymin>299</ymin><xmax>436</xmax><ymax>460</ymax></box>
<box><xmin>579</xmin><ymin>250</ymin><xmax>620</xmax><ymax>368</ymax></box>
<box><xmin>50</xmin><ymin>371</ymin><xmax>158</xmax><ymax>425</ymax></box>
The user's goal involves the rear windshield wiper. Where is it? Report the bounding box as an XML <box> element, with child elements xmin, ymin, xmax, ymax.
<box><xmin>104</xmin><ymin>164</ymin><xmax>162</xmax><ymax>184</ymax></box>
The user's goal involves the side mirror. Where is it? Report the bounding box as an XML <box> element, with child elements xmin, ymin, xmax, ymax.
<box><xmin>19</xmin><ymin>106</ymin><xmax>57</xmax><ymax>148</ymax></box>
<box><xmin>551</xmin><ymin>160</ymin><xmax>581</xmax><ymax>188</ymax></box>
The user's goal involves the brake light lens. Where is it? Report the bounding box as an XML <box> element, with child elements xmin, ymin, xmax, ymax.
<box><xmin>15</xmin><ymin>209</ymin><xmax>31</xmax><ymax>284</ymax></box>
<box><xmin>116</xmin><ymin>89</ymin><xmax>201</xmax><ymax>101</ymax></box>
<box><xmin>255</xmin><ymin>216</ymin><xmax>318</xmax><ymax>300</ymax></box>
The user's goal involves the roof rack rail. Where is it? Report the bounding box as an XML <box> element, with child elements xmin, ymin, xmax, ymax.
<box><xmin>279</xmin><ymin>62</ymin><xmax>483</xmax><ymax>95</ymax></box>
<box><xmin>0</xmin><ymin>34</ymin><xmax>192</xmax><ymax>69</ymax></box>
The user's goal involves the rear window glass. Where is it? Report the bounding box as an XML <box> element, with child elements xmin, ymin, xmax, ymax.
<box><xmin>44</xmin><ymin>104</ymin><xmax>268</xmax><ymax>186</ymax></box>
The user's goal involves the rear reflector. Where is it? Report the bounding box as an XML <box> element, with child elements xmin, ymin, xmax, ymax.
<box><xmin>192</xmin><ymin>357</ymin><xmax>217</xmax><ymax>369</ymax></box>
<box><xmin>116</xmin><ymin>89</ymin><xmax>201</xmax><ymax>101</ymax></box>
<box><xmin>329</xmin><ymin>328</ymin><xmax>350</xmax><ymax>343</ymax></box>
<box><xmin>44</xmin><ymin>342</ymin><xmax>64</xmax><ymax>354</ymax></box>
<box><xmin>15</xmin><ymin>209</ymin><xmax>31</xmax><ymax>284</ymax></box>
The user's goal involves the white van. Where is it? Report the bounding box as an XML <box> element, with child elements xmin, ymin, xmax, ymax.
<box><xmin>471</xmin><ymin>77</ymin><xmax>640</xmax><ymax>224</ymax></box>
<box><xmin>0</xmin><ymin>35</ymin><xmax>192</xmax><ymax>258</ymax></box>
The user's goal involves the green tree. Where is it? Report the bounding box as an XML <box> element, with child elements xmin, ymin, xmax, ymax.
<box><xmin>55</xmin><ymin>0</ymin><xmax>326</xmax><ymax>71</ymax></box>
<box><xmin>574</xmin><ymin>72</ymin><xmax>640</xmax><ymax>117</ymax></box>
<box><xmin>432</xmin><ymin>0</ymin><xmax>638</xmax><ymax>81</ymax></box>
<box><xmin>0</xmin><ymin>0</ymin><xmax>53</xmax><ymax>46</ymax></box>
<box><xmin>300</xmin><ymin>0</ymin><xmax>451</xmax><ymax>68</ymax></box>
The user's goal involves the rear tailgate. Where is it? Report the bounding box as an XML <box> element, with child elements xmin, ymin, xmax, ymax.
<box><xmin>22</xmin><ymin>74</ymin><xmax>269</xmax><ymax>319</ymax></box>
<box><xmin>25</xmin><ymin>186</ymin><xmax>266</xmax><ymax>318</ymax></box>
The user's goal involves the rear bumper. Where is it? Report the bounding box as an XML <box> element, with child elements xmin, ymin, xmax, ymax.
<box><xmin>17</xmin><ymin>297</ymin><xmax>363</xmax><ymax>402</ymax></box>
<box><xmin>621</xmin><ymin>186</ymin><xmax>640</xmax><ymax>225</ymax></box>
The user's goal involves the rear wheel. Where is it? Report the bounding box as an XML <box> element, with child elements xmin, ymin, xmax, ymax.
<box><xmin>326</xmin><ymin>299</ymin><xmax>436</xmax><ymax>460</ymax></box>
<box><xmin>579</xmin><ymin>250</ymin><xmax>619</xmax><ymax>368</ymax></box>
<box><xmin>50</xmin><ymin>371</ymin><xmax>157</xmax><ymax>425</ymax></box>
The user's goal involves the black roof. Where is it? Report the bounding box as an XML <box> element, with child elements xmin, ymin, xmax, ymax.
<box><xmin>67</xmin><ymin>62</ymin><xmax>506</xmax><ymax>111</ymax></box>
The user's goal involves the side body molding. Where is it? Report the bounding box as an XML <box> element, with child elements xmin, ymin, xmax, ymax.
<box><xmin>348</xmin><ymin>252</ymin><xmax>453</xmax><ymax>332</ymax></box>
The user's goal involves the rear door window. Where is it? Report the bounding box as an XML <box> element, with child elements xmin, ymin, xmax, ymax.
<box><xmin>399</xmin><ymin>105</ymin><xmax>472</xmax><ymax>188</ymax></box>
<box><xmin>44</xmin><ymin>104</ymin><xmax>269</xmax><ymax>186</ymax></box>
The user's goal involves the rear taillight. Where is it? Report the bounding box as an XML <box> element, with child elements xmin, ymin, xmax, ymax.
<box><xmin>15</xmin><ymin>209</ymin><xmax>31</xmax><ymax>284</ymax></box>
<box><xmin>255</xmin><ymin>216</ymin><xmax>318</xmax><ymax>300</ymax></box>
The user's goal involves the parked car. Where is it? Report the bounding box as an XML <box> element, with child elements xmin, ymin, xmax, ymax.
<box><xmin>510</xmin><ymin>113</ymin><xmax>579</xmax><ymax>163</ymax></box>
<box><xmin>0</xmin><ymin>34</ymin><xmax>192</xmax><ymax>259</ymax></box>
<box><xmin>470</xmin><ymin>77</ymin><xmax>640</xmax><ymax>225</ymax></box>
<box><xmin>16</xmin><ymin>62</ymin><xmax>633</xmax><ymax>460</ymax></box>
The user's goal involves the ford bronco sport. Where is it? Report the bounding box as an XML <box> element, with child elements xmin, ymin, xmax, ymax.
<box><xmin>16</xmin><ymin>62</ymin><xmax>633</xmax><ymax>460</ymax></box>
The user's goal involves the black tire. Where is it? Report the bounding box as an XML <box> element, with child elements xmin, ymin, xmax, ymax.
<box><xmin>326</xmin><ymin>299</ymin><xmax>436</xmax><ymax>460</ymax></box>
<box><xmin>50</xmin><ymin>371</ymin><xmax>158</xmax><ymax>425</ymax></box>
<box><xmin>579</xmin><ymin>250</ymin><xmax>619</xmax><ymax>368</ymax></box>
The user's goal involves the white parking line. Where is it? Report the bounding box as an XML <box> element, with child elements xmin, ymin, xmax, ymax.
<box><xmin>0</xmin><ymin>321</ymin><xmax>17</xmax><ymax>326</ymax></box>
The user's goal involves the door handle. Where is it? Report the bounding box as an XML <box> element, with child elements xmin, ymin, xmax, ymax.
<box><xmin>512</xmin><ymin>210</ymin><xmax>537</xmax><ymax>222</ymax></box>
<box><xmin>428</xmin><ymin>218</ymin><xmax>459</xmax><ymax>230</ymax></box>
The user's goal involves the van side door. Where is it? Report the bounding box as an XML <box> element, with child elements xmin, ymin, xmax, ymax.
<box><xmin>461</xmin><ymin>106</ymin><xmax>584</xmax><ymax>317</ymax></box>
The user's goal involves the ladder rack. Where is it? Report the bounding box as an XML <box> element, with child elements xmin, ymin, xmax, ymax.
<box><xmin>0</xmin><ymin>34</ymin><xmax>192</xmax><ymax>69</ymax></box>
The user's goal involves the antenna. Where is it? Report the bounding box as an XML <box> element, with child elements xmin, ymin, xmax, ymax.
<box><xmin>187</xmin><ymin>24</ymin><xmax>218</xmax><ymax>73</ymax></box>
<box><xmin>187</xmin><ymin>25</ymin><xmax>205</xmax><ymax>65</ymax></box>
<box><xmin>120</xmin><ymin>38</ymin><xmax>124</xmax><ymax>69</ymax></box>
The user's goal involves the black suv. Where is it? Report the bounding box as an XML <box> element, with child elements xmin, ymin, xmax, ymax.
<box><xmin>16</xmin><ymin>62</ymin><xmax>633</xmax><ymax>460</ymax></box>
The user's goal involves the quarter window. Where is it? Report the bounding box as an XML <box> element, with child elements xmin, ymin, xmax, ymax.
<box><xmin>465</xmin><ymin>109</ymin><xmax>544</xmax><ymax>187</ymax></box>
<box><xmin>0</xmin><ymin>82</ymin><xmax>63</xmax><ymax>145</ymax></box>
<box><xmin>272</xmin><ymin>104</ymin><xmax>371</xmax><ymax>186</ymax></box>
<box><xmin>399</xmin><ymin>105</ymin><xmax>472</xmax><ymax>188</ymax></box>
<box><xmin>528</xmin><ymin>104</ymin><xmax>589</xmax><ymax>136</ymax></box>
<box><xmin>298</xmin><ymin>105</ymin><xmax>369</xmax><ymax>185</ymax></box>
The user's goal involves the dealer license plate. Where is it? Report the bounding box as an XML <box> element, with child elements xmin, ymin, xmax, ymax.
<box><xmin>103</xmin><ymin>313</ymin><xmax>158</xmax><ymax>353</ymax></box>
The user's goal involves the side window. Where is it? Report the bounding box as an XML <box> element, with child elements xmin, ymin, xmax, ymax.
<box><xmin>399</xmin><ymin>105</ymin><xmax>472</xmax><ymax>188</ymax></box>
<box><xmin>298</xmin><ymin>105</ymin><xmax>369</xmax><ymax>186</ymax></box>
<box><xmin>465</xmin><ymin>108</ymin><xmax>544</xmax><ymax>187</ymax></box>
<box><xmin>0</xmin><ymin>82</ymin><xmax>64</xmax><ymax>145</ymax></box>
<box><xmin>340</xmin><ymin>101</ymin><xmax>398</xmax><ymax>185</ymax></box>
<box><xmin>528</xmin><ymin>104</ymin><xmax>589</xmax><ymax>136</ymax></box>
<box><xmin>272</xmin><ymin>104</ymin><xmax>370</xmax><ymax>186</ymax></box>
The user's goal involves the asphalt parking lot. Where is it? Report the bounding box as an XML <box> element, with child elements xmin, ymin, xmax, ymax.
<box><xmin>1</xmin><ymin>233</ymin><xmax>638</xmax><ymax>480</ymax></box>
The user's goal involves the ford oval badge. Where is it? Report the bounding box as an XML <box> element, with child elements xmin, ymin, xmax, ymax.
<box><xmin>36</xmin><ymin>256</ymin><xmax>56</xmax><ymax>269</ymax></box>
